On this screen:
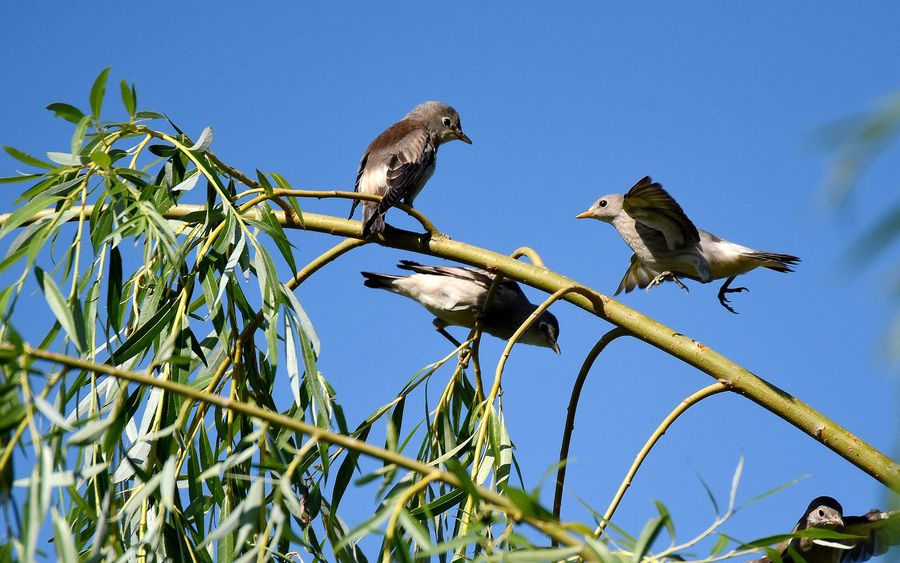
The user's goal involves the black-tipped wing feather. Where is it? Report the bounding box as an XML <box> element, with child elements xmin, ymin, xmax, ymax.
<box><xmin>348</xmin><ymin>152</ymin><xmax>369</xmax><ymax>220</ymax></box>
<box><xmin>750</xmin><ymin>509</ymin><xmax>899</xmax><ymax>563</ymax></box>
<box><xmin>396</xmin><ymin>260</ymin><xmax>530</xmax><ymax>311</ymax></box>
<box><xmin>624</xmin><ymin>176</ymin><xmax>700</xmax><ymax>249</ymax></box>
<box><xmin>616</xmin><ymin>253</ymin><xmax>660</xmax><ymax>294</ymax></box>
<box><xmin>374</xmin><ymin>127</ymin><xmax>436</xmax><ymax>215</ymax></box>
<box><xmin>840</xmin><ymin>510</ymin><xmax>900</xmax><ymax>563</ymax></box>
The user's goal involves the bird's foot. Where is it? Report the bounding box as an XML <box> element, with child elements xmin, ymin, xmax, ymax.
<box><xmin>648</xmin><ymin>271</ymin><xmax>689</xmax><ymax>293</ymax></box>
<box><xmin>718</xmin><ymin>297</ymin><xmax>739</xmax><ymax>315</ymax></box>
<box><xmin>457</xmin><ymin>347</ymin><xmax>472</xmax><ymax>368</ymax></box>
<box><xmin>716</xmin><ymin>279</ymin><xmax>748</xmax><ymax>315</ymax></box>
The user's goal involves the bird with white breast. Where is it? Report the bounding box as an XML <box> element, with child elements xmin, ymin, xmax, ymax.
<box><xmin>349</xmin><ymin>101</ymin><xmax>472</xmax><ymax>236</ymax></box>
<box><xmin>577</xmin><ymin>176</ymin><xmax>800</xmax><ymax>313</ymax></box>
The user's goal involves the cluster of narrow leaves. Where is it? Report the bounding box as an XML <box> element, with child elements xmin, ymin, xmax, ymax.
<box><xmin>0</xmin><ymin>68</ymin><xmax>347</xmax><ymax>561</ymax></box>
<box><xmin>0</xmin><ymin>69</ymin><xmax>820</xmax><ymax>562</ymax></box>
<box><xmin>0</xmin><ymin>67</ymin><xmax>562</xmax><ymax>562</ymax></box>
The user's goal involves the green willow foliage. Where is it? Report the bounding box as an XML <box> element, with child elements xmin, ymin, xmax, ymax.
<box><xmin>0</xmin><ymin>69</ymin><xmax>893</xmax><ymax>562</ymax></box>
<box><xmin>821</xmin><ymin>92</ymin><xmax>900</xmax><ymax>365</ymax></box>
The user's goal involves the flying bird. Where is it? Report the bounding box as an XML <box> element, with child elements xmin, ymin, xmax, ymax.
<box><xmin>576</xmin><ymin>176</ymin><xmax>800</xmax><ymax>313</ymax></box>
<box><xmin>349</xmin><ymin>101</ymin><xmax>472</xmax><ymax>236</ymax></box>
<box><xmin>749</xmin><ymin>496</ymin><xmax>899</xmax><ymax>563</ymax></box>
<box><xmin>361</xmin><ymin>261</ymin><xmax>560</xmax><ymax>353</ymax></box>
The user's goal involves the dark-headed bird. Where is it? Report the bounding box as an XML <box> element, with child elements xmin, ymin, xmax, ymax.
<box><xmin>749</xmin><ymin>496</ymin><xmax>899</xmax><ymax>563</ymax></box>
<box><xmin>349</xmin><ymin>101</ymin><xmax>472</xmax><ymax>236</ymax></box>
<box><xmin>576</xmin><ymin>176</ymin><xmax>800</xmax><ymax>313</ymax></box>
<box><xmin>361</xmin><ymin>261</ymin><xmax>560</xmax><ymax>353</ymax></box>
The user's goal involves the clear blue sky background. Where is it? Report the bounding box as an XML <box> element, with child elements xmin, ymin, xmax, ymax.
<box><xmin>1</xmin><ymin>2</ymin><xmax>898</xmax><ymax>559</ymax></box>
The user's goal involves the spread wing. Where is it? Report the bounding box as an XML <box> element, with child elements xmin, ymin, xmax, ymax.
<box><xmin>616</xmin><ymin>254</ymin><xmax>660</xmax><ymax>294</ymax></box>
<box><xmin>623</xmin><ymin>176</ymin><xmax>700</xmax><ymax>249</ymax></box>
<box><xmin>749</xmin><ymin>511</ymin><xmax>900</xmax><ymax>563</ymax></box>
<box><xmin>840</xmin><ymin>510</ymin><xmax>900</xmax><ymax>563</ymax></box>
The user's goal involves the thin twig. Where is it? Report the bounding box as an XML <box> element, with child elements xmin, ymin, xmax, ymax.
<box><xmin>466</xmin><ymin>247</ymin><xmax>549</xmax><ymax>401</ymax></box>
<box><xmin>553</xmin><ymin>327</ymin><xmax>630</xmax><ymax>522</ymax></box>
<box><xmin>383</xmin><ymin>474</ymin><xmax>439</xmax><ymax>562</ymax></box>
<box><xmin>459</xmin><ymin>285</ymin><xmax>602</xmax><ymax>541</ymax></box>
<box><xmin>594</xmin><ymin>382</ymin><xmax>729</xmax><ymax>538</ymax></box>
<box><xmin>241</xmin><ymin>189</ymin><xmax>441</xmax><ymax>236</ymax></box>
<box><xmin>510</xmin><ymin>247</ymin><xmax>545</xmax><ymax>268</ymax></box>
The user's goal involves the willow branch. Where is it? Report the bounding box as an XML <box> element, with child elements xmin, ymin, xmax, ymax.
<box><xmin>175</xmin><ymin>237</ymin><xmax>367</xmax><ymax>468</ymax></box>
<box><xmin>243</xmin><ymin>189</ymin><xmax>440</xmax><ymax>235</ymax></box>
<box><xmin>459</xmin><ymin>285</ymin><xmax>600</xmax><ymax>542</ymax></box>
<box><xmin>2</xmin><ymin>205</ymin><xmax>898</xmax><ymax>491</ymax></box>
<box><xmin>383</xmin><ymin>474</ymin><xmax>439</xmax><ymax>562</ymax></box>
<box><xmin>16</xmin><ymin>343</ymin><xmax>595</xmax><ymax>557</ymax></box>
<box><xmin>594</xmin><ymin>382</ymin><xmax>729</xmax><ymax>538</ymax></box>
<box><xmin>553</xmin><ymin>327</ymin><xmax>631</xmax><ymax>522</ymax></box>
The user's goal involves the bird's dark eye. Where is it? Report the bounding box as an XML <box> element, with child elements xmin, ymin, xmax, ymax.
<box><xmin>817</xmin><ymin>509</ymin><xmax>825</xmax><ymax>517</ymax></box>
<box><xmin>599</xmin><ymin>200</ymin><xmax>608</xmax><ymax>208</ymax></box>
<box><xmin>442</xmin><ymin>117</ymin><xmax>452</xmax><ymax>127</ymax></box>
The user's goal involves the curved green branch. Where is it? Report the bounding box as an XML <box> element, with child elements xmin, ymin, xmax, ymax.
<box><xmin>197</xmin><ymin>206</ymin><xmax>900</xmax><ymax>490</ymax></box>
<box><xmin>1</xmin><ymin>205</ymin><xmax>897</xmax><ymax>492</ymax></box>
<box><xmin>553</xmin><ymin>327</ymin><xmax>631</xmax><ymax>522</ymax></box>
<box><xmin>595</xmin><ymin>382</ymin><xmax>729</xmax><ymax>538</ymax></box>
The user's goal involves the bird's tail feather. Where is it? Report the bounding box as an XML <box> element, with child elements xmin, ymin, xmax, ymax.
<box><xmin>397</xmin><ymin>260</ymin><xmax>432</xmax><ymax>274</ymax></box>
<box><xmin>362</xmin><ymin>205</ymin><xmax>385</xmax><ymax>236</ymax></box>
<box><xmin>361</xmin><ymin>271</ymin><xmax>401</xmax><ymax>290</ymax></box>
<box><xmin>745</xmin><ymin>251</ymin><xmax>801</xmax><ymax>272</ymax></box>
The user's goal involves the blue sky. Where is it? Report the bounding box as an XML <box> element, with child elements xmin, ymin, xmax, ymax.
<box><xmin>1</xmin><ymin>2</ymin><xmax>898</xmax><ymax>559</ymax></box>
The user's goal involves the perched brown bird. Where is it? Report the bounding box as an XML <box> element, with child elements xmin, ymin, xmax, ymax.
<box><xmin>349</xmin><ymin>101</ymin><xmax>472</xmax><ymax>236</ymax></box>
<box><xmin>361</xmin><ymin>261</ymin><xmax>560</xmax><ymax>353</ymax></box>
<box><xmin>750</xmin><ymin>496</ymin><xmax>900</xmax><ymax>563</ymax></box>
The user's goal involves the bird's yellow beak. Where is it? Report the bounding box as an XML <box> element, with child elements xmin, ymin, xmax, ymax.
<box><xmin>455</xmin><ymin>130</ymin><xmax>472</xmax><ymax>144</ymax></box>
<box><xmin>575</xmin><ymin>209</ymin><xmax>593</xmax><ymax>219</ymax></box>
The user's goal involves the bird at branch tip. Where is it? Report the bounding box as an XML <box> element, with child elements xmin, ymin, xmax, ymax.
<box><xmin>348</xmin><ymin>101</ymin><xmax>472</xmax><ymax>237</ymax></box>
<box><xmin>360</xmin><ymin>260</ymin><xmax>560</xmax><ymax>353</ymax></box>
<box><xmin>576</xmin><ymin>176</ymin><xmax>800</xmax><ymax>313</ymax></box>
<box><xmin>749</xmin><ymin>496</ymin><xmax>899</xmax><ymax>563</ymax></box>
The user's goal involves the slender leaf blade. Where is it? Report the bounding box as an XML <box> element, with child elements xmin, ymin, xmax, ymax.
<box><xmin>35</xmin><ymin>267</ymin><xmax>84</xmax><ymax>352</ymax></box>
<box><xmin>90</xmin><ymin>67</ymin><xmax>111</xmax><ymax>117</ymax></box>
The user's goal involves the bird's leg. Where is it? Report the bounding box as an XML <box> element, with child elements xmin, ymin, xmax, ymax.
<box><xmin>647</xmin><ymin>271</ymin><xmax>689</xmax><ymax>293</ymax></box>
<box><xmin>669</xmin><ymin>276</ymin><xmax>689</xmax><ymax>292</ymax></box>
<box><xmin>433</xmin><ymin>320</ymin><xmax>470</xmax><ymax>367</ymax></box>
<box><xmin>717</xmin><ymin>276</ymin><xmax>749</xmax><ymax>315</ymax></box>
<box><xmin>434</xmin><ymin>322</ymin><xmax>463</xmax><ymax>348</ymax></box>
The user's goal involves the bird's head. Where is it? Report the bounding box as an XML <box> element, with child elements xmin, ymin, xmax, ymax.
<box><xmin>408</xmin><ymin>101</ymin><xmax>472</xmax><ymax>145</ymax></box>
<box><xmin>804</xmin><ymin>496</ymin><xmax>845</xmax><ymax>529</ymax></box>
<box><xmin>576</xmin><ymin>194</ymin><xmax>625</xmax><ymax>223</ymax></box>
<box><xmin>527</xmin><ymin>311</ymin><xmax>561</xmax><ymax>354</ymax></box>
